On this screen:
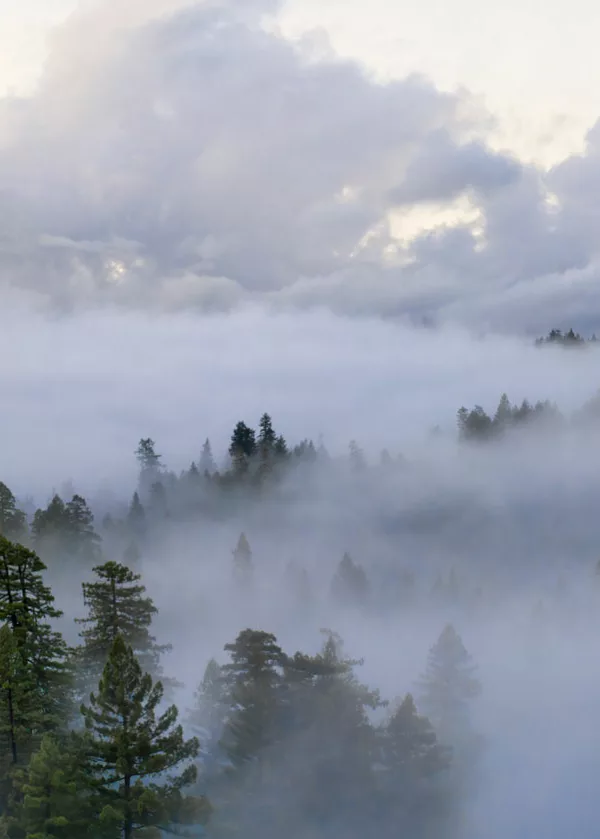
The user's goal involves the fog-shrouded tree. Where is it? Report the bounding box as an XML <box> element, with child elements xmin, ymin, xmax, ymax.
<box><xmin>199</xmin><ymin>438</ymin><xmax>216</xmax><ymax>475</ymax></box>
<box><xmin>187</xmin><ymin>658</ymin><xmax>227</xmax><ymax>758</ymax></box>
<box><xmin>417</xmin><ymin>624</ymin><xmax>482</xmax><ymax>773</ymax></box>
<box><xmin>331</xmin><ymin>552</ymin><xmax>369</xmax><ymax>609</ymax></box>
<box><xmin>126</xmin><ymin>491</ymin><xmax>146</xmax><ymax>540</ymax></box>
<box><xmin>75</xmin><ymin>560</ymin><xmax>171</xmax><ymax>696</ymax></box>
<box><xmin>232</xmin><ymin>532</ymin><xmax>253</xmax><ymax>588</ymax></box>
<box><xmin>229</xmin><ymin>421</ymin><xmax>257</xmax><ymax>474</ymax></box>
<box><xmin>81</xmin><ymin>635</ymin><xmax>209</xmax><ymax>839</ymax></box>
<box><xmin>219</xmin><ymin>629</ymin><xmax>285</xmax><ymax>769</ymax></box>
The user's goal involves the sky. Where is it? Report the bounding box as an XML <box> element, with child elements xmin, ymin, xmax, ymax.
<box><xmin>0</xmin><ymin>0</ymin><xmax>598</xmax><ymax>331</ymax></box>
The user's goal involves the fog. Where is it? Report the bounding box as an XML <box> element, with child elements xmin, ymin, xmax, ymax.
<box><xmin>3</xmin><ymin>304</ymin><xmax>600</xmax><ymax>836</ymax></box>
<box><xmin>2</xmin><ymin>0</ymin><xmax>600</xmax><ymax>834</ymax></box>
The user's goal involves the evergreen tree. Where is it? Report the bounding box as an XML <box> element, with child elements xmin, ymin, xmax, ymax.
<box><xmin>31</xmin><ymin>495</ymin><xmax>69</xmax><ymax>555</ymax></box>
<box><xmin>258</xmin><ymin>414</ymin><xmax>277</xmax><ymax>449</ymax></box>
<box><xmin>149</xmin><ymin>481</ymin><xmax>168</xmax><ymax>520</ymax></box>
<box><xmin>0</xmin><ymin>623</ymin><xmax>40</xmax><ymax>807</ymax></box>
<box><xmin>135</xmin><ymin>438</ymin><xmax>162</xmax><ymax>471</ymax></box>
<box><xmin>0</xmin><ymin>484</ymin><xmax>26</xmax><ymax>542</ymax></box>
<box><xmin>10</xmin><ymin>733</ymin><xmax>93</xmax><ymax>839</ymax></box>
<box><xmin>75</xmin><ymin>561</ymin><xmax>171</xmax><ymax>694</ymax></box>
<box><xmin>220</xmin><ymin>630</ymin><xmax>285</xmax><ymax>768</ymax></box>
<box><xmin>0</xmin><ymin>538</ymin><xmax>72</xmax><ymax>736</ymax></box>
<box><xmin>349</xmin><ymin>440</ymin><xmax>366</xmax><ymax>472</ymax></box>
<box><xmin>65</xmin><ymin>495</ymin><xmax>101</xmax><ymax>563</ymax></box>
<box><xmin>198</xmin><ymin>439</ymin><xmax>216</xmax><ymax>475</ymax></box>
<box><xmin>229</xmin><ymin>422</ymin><xmax>256</xmax><ymax>474</ymax></box>
<box><xmin>187</xmin><ymin>658</ymin><xmax>226</xmax><ymax>747</ymax></box>
<box><xmin>126</xmin><ymin>492</ymin><xmax>146</xmax><ymax>539</ymax></box>
<box><xmin>331</xmin><ymin>553</ymin><xmax>369</xmax><ymax>609</ymax></box>
<box><xmin>81</xmin><ymin>635</ymin><xmax>208</xmax><ymax>839</ymax></box>
<box><xmin>417</xmin><ymin>625</ymin><xmax>481</xmax><ymax>748</ymax></box>
<box><xmin>232</xmin><ymin>533</ymin><xmax>253</xmax><ymax>588</ymax></box>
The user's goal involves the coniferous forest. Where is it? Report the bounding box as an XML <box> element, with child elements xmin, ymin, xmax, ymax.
<box><xmin>3</xmin><ymin>376</ymin><xmax>600</xmax><ymax>838</ymax></box>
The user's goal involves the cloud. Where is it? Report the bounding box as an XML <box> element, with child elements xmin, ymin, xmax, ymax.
<box><xmin>0</xmin><ymin>0</ymin><xmax>600</xmax><ymax>330</ymax></box>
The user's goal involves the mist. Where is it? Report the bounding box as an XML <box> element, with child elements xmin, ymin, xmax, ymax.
<box><xmin>3</xmin><ymin>304</ymin><xmax>600</xmax><ymax>836</ymax></box>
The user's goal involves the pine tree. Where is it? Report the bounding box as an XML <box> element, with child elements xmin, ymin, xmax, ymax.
<box><xmin>417</xmin><ymin>625</ymin><xmax>481</xmax><ymax>747</ymax></box>
<box><xmin>229</xmin><ymin>422</ymin><xmax>256</xmax><ymax>474</ymax></box>
<box><xmin>126</xmin><ymin>492</ymin><xmax>146</xmax><ymax>539</ymax></box>
<box><xmin>199</xmin><ymin>439</ymin><xmax>216</xmax><ymax>475</ymax></box>
<box><xmin>81</xmin><ymin>635</ymin><xmax>209</xmax><ymax>839</ymax></box>
<box><xmin>31</xmin><ymin>495</ymin><xmax>69</xmax><ymax>555</ymax></box>
<box><xmin>232</xmin><ymin>533</ymin><xmax>253</xmax><ymax>588</ymax></box>
<box><xmin>0</xmin><ymin>624</ymin><xmax>40</xmax><ymax>808</ymax></box>
<box><xmin>187</xmin><ymin>658</ymin><xmax>226</xmax><ymax>747</ymax></box>
<box><xmin>75</xmin><ymin>561</ymin><xmax>171</xmax><ymax>695</ymax></box>
<box><xmin>10</xmin><ymin>733</ymin><xmax>93</xmax><ymax>839</ymax></box>
<box><xmin>220</xmin><ymin>630</ymin><xmax>285</xmax><ymax>768</ymax></box>
<box><xmin>258</xmin><ymin>414</ymin><xmax>276</xmax><ymax>449</ymax></box>
<box><xmin>0</xmin><ymin>484</ymin><xmax>26</xmax><ymax>542</ymax></box>
<box><xmin>331</xmin><ymin>552</ymin><xmax>369</xmax><ymax>609</ymax></box>
<box><xmin>381</xmin><ymin>693</ymin><xmax>450</xmax><ymax>781</ymax></box>
<box><xmin>135</xmin><ymin>438</ymin><xmax>162</xmax><ymax>471</ymax></box>
<box><xmin>0</xmin><ymin>538</ymin><xmax>72</xmax><ymax>735</ymax></box>
<box><xmin>65</xmin><ymin>495</ymin><xmax>101</xmax><ymax>563</ymax></box>
<box><xmin>349</xmin><ymin>440</ymin><xmax>366</xmax><ymax>472</ymax></box>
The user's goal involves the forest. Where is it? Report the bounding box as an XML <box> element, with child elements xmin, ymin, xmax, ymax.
<box><xmin>2</xmin><ymin>374</ymin><xmax>600</xmax><ymax>838</ymax></box>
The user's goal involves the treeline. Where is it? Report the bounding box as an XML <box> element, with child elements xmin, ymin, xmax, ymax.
<box><xmin>2</xmin><ymin>387</ymin><xmax>600</xmax><ymax>572</ymax></box>
<box><xmin>0</xmin><ymin>536</ymin><xmax>482</xmax><ymax>839</ymax></box>
<box><xmin>535</xmin><ymin>327</ymin><xmax>598</xmax><ymax>347</ymax></box>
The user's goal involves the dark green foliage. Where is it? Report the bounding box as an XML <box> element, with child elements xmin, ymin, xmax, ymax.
<box><xmin>32</xmin><ymin>495</ymin><xmax>100</xmax><ymax>564</ymax></box>
<box><xmin>135</xmin><ymin>439</ymin><xmax>162</xmax><ymax>470</ymax></box>
<box><xmin>458</xmin><ymin>393</ymin><xmax>563</xmax><ymax>441</ymax></box>
<box><xmin>9</xmin><ymin>733</ymin><xmax>94</xmax><ymax>839</ymax></box>
<box><xmin>75</xmin><ymin>561</ymin><xmax>170</xmax><ymax>693</ymax></box>
<box><xmin>219</xmin><ymin>630</ymin><xmax>285</xmax><ymax>767</ymax></box>
<box><xmin>0</xmin><ymin>538</ymin><xmax>72</xmax><ymax>736</ymax></box>
<box><xmin>0</xmin><ymin>486</ymin><xmax>27</xmax><ymax>543</ymax></box>
<box><xmin>80</xmin><ymin>635</ymin><xmax>208</xmax><ymax>839</ymax></box>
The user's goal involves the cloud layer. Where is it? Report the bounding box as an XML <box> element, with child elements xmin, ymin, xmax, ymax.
<box><xmin>0</xmin><ymin>0</ymin><xmax>599</xmax><ymax>329</ymax></box>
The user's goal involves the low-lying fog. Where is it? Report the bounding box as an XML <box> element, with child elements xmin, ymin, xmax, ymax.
<box><xmin>4</xmin><ymin>305</ymin><xmax>600</xmax><ymax>837</ymax></box>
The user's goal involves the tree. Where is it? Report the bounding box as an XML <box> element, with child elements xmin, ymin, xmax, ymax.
<box><xmin>219</xmin><ymin>629</ymin><xmax>285</xmax><ymax>768</ymax></box>
<box><xmin>229</xmin><ymin>422</ymin><xmax>256</xmax><ymax>473</ymax></box>
<box><xmin>0</xmin><ymin>623</ymin><xmax>39</xmax><ymax>809</ymax></box>
<box><xmin>65</xmin><ymin>495</ymin><xmax>101</xmax><ymax>563</ymax></box>
<box><xmin>331</xmin><ymin>553</ymin><xmax>369</xmax><ymax>609</ymax></box>
<box><xmin>232</xmin><ymin>533</ymin><xmax>253</xmax><ymax>588</ymax></box>
<box><xmin>135</xmin><ymin>439</ymin><xmax>162</xmax><ymax>471</ymax></box>
<box><xmin>81</xmin><ymin>635</ymin><xmax>209</xmax><ymax>839</ymax></box>
<box><xmin>377</xmin><ymin>694</ymin><xmax>451</xmax><ymax>838</ymax></box>
<box><xmin>0</xmin><ymin>484</ymin><xmax>26</xmax><ymax>542</ymax></box>
<box><xmin>0</xmin><ymin>538</ymin><xmax>72</xmax><ymax>736</ymax></box>
<box><xmin>75</xmin><ymin>561</ymin><xmax>171</xmax><ymax>696</ymax></box>
<box><xmin>126</xmin><ymin>492</ymin><xmax>146</xmax><ymax>539</ymax></box>
<box><xmin>258</xmin><ymin>414</ymin><xmax>277</xmax><ymax>449</ymax></box>
<box><xmin>349</xmin><ymin>440</ymin><xmax>366</xmax><ymax>472</ymax></box>
<box><xmin>198</xmin><ymin>439</ymin><xmax>216</xmax><ymax>475</ymax></box>
<box><xmin>493</xmin><ymin>393</ymin><xmax>513</xmax><ymax>430</ymax></box>
<box><xmin>31</xmin><ymin>495</ymin><xmax>68</xmax><ymax>554</ymax></box>
<box><xmin>417</xmin><ymin>625</ymin><xmax>481</xmax><ymax>748</ymax></box>
<box><xmin>10</xmin><ymin>733</ymin><xmax>94</xmax><ymax>839</ymax></box>
<box><xmin>187</xmin><ymin>658</ymin><xmax>226</xmax><ymax>749</ymax></box>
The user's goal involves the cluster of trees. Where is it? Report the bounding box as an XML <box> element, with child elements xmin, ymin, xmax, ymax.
<box><xmin>0</xmin><ymin>537</ymin><xmax>208</xmax><ymax>838</ymax></box>
<box><xmin>535</xmin><ymin>327</ymin><xmax>597</xmax><ymax>347</ymax></box>
<box><xmin>0</xmin><ymin>531</ymin><xmax>482</xmax><ymax>838</ymax></box>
